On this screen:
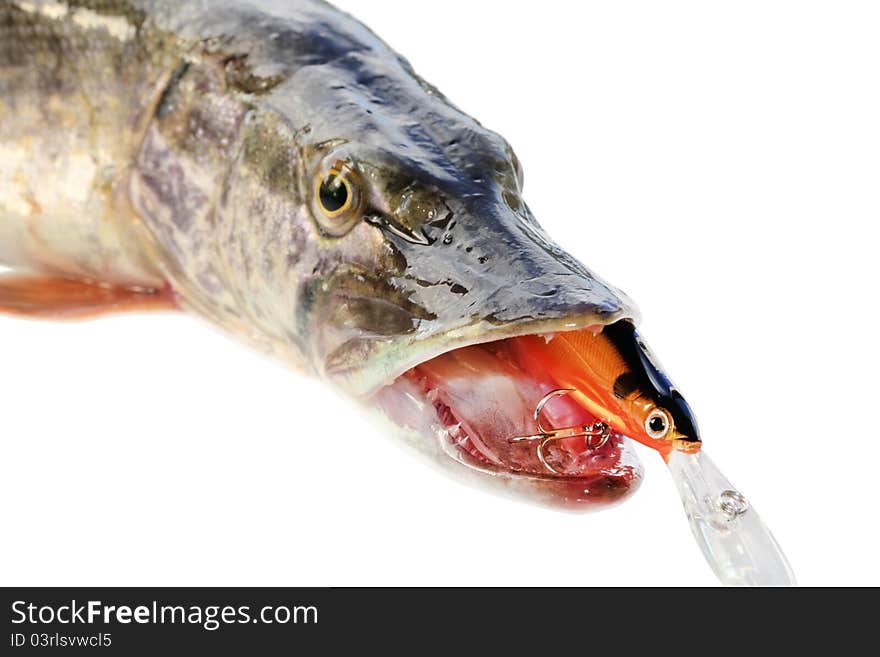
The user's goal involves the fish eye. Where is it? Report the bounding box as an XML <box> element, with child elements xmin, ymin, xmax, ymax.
<box><xmin>317</xmin><ymin>170</ymin><xmax>353</xmax><ymax>217</ymax></box>
<box><xmin>313</xmin><ymin>164</ymin><xmax>364</xmax><ymax>236</ymax></box>
<box><xmin>645</xmin><ymin>409</ymin><xmax>672</xmax><ymax>440</ymax></box>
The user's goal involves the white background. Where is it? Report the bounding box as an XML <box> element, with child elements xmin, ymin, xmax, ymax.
<box><xmin>1</xmin><ymin>1</ymin><xmax>878</xmax><ymax>586</ymax></box>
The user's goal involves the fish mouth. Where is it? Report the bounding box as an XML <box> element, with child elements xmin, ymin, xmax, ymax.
<box><xmin>371</xmin><ymin>324</ymin><xmax>644</xmax><ymax>510</ymax></box>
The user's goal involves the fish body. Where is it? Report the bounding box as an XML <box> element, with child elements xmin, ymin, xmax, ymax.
<box><xmin>1</xmin><ymin>0</ymin><xmax>719</xmax><ymax>509</ymax></box>
<box><xmin>0</xmin><ymin>0</ymin><xmax>644</xmax><ymax>507</ymax></box>
<box><xmin>0</xmin><ymin>0</ymin><xmax>171</xmax><ymax>287</ymax></box>
<box><xmin>1</xmin><ymin>0</ymin><xmax>798</xmax><ymax>584</ymax></box>
<box><xmin>1</xmin><ymin>0</ymin><xmax>635</xmax><ymax>385</ymax></box>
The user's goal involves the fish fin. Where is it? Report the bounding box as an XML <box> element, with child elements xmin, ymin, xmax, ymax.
<box><xmin>0</xmin><ymin>275</ymin><xmax>178</xmax><ymax>320</ymax></box>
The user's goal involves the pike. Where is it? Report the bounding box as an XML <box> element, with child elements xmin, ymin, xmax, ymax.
<box><xmin>0</xmin><ymin>0</ymin><xmax>794</xmax><ymax>584</ymax></box>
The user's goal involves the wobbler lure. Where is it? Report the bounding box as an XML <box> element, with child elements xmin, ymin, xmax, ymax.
<box><xmin>0</xmin><ymin>0</ymin><xmax>793</xmax><ymax>585</ymax></box>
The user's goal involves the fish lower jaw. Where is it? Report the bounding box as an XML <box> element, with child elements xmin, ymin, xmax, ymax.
<box><xmin>372</xmin><ymin>334</ymin><xmax>644</xmax><ymax>509</ymax></box>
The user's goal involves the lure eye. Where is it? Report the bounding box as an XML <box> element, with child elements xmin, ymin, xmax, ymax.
<box><xmin>313</xmin><ymin>164</ymin><xmax>363</xmax><ymax>236</ymax></box>
<box><xmin>645</xmin><ymin>409</ymin><xmax>672</xmax><ymax>440</ymax></box>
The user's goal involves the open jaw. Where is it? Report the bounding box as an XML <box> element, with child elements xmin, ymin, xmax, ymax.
<box><xmin>371</xmin><ymin>328</ymin><xmax>643</xmax><ymax>510</ymax></box>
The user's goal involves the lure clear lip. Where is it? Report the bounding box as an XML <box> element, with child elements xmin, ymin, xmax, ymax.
<box><xmin>667</xmin><ymin>450</ymin><xmax>796</xmax><ymax>586</ymax></box>
<box><xmin>374</xmin><ymin>326</ymin><xmax>797</xmax><ymax>585</ymax></box>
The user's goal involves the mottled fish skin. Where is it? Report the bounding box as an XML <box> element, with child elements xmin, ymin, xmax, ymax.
<box><xmin>0</xmin><ymin>0</ymin><xmax>176</xmax><ymax>287</ymax></box>
<box><xmin>0</xmin><ymin>0</ymin><xmax>637</xmax><ymax>395</ymax></box>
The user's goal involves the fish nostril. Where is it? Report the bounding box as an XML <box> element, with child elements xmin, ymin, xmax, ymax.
<box><xmin>520</xmin><ymin>280</ymin><xmax>559</xmax><ymax>298</ymax></box>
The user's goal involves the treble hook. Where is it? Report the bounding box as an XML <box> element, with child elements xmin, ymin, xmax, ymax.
<box><xmin>509</xmin><ymin>389</ymin><xmax>612</xmax><ymax>475</ymax></box>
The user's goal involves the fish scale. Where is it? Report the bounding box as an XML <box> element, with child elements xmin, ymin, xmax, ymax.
<box><xmin>0</xmin><ymin>0</ymin><xmax>177</xmax><ymax>285</ymax></box>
